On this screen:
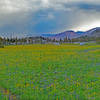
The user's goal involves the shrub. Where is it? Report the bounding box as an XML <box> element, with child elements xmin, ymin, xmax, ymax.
<box><xmin>0</xmin><ymin>45</ymin><xmax>4</xmax><ymax>48</ymax></box>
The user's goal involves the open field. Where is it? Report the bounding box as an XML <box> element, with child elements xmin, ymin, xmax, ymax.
<box><xmin>0</xmin><ymin>44</ymin><xmax>100</xmax><ymax>100</ymax></box>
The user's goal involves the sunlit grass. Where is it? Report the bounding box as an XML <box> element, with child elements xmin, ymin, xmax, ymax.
<box><xmin>0</xmin><ymin>44</ymin><xmax>100</xmax><ymax>100</ymax></box>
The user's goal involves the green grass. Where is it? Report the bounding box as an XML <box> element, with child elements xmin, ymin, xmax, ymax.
<box><xmin>0</xmin><ymin>44</ymin><xmax>100</xmax><ymax>100</ymax></box>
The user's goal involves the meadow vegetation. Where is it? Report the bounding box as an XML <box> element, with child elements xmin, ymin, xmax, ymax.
<box><xmin>0</xmin><ymin>44</ymin><xmax>100</xmax><ymax>100</ymax></box>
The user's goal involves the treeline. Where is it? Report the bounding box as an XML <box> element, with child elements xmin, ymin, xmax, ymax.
<box><xmin>0</xmin><ymin>36</ymin><xmax>46</xmax><ymax>46</ymax></box>
<box><xmin>47</xmin><ymin>36</ymin><xmax>100</xmax><ymax>44</ymax></box>
<box><xmin>0</xmin><ymin>35</ymin><xmax>100</xmax><ymax>47</ymax></box>
<box><xmin>71</xmin><ymin>36</ymin><xmax>100</xmax><ymax>43</ymax></box>
<box><xmin>0</xmin><ymin>37</ymin><xmax>4</xmax><ymax>48</ymax></box>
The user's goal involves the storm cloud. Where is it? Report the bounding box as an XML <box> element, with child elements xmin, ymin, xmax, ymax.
<box><xmin>0</xmin><ymin>0</ymin><xmax>100</xmax><ymax>36</ymax></box>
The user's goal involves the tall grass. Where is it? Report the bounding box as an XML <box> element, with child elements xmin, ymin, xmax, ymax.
<box><xmin>0</xmin><ymin>44</ymin><xmax>100</xmax><ymax>100</ymax></box>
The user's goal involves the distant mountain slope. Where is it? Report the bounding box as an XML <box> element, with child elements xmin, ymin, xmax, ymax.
<box><xmin>76</xmin><ymin>31</ymin><xmax>85</xmax><ymax>34</ymax></box>
<box><xmin>82</xmin><ymin>27</ymin><xmax>100</xmax><ymax>37</ymax></box>
<box><xmin>41</xmin><ymin>27</ymin><xmax>100</xmax><ymax>40</ymax></box>
<box><xmin>41</xmin><ymin>34</ymin><xmax>56</xmax><ymax>37</ymax></box>
<box><xmin>51</xmin><ymin>31</ymin><xmax>79</xmax><ymax>40</ymax></box>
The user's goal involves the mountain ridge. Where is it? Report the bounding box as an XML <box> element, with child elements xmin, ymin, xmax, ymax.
<box><xmin>41</xmin><ymin>27</ymin><xmax>100</xmax><ymax>40</ymax></box>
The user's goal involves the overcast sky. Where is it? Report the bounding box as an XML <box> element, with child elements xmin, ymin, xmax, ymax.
<box><xmin>0</xmin><ymin>0</ymin><xmax>100</xmax><ymax>37</ymax></box>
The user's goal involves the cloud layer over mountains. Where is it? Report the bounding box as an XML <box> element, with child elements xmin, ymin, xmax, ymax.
<box><xmin>0</xmin><ymin>0</ymin><xmax>100</xmax><ymax>36</ymax></box>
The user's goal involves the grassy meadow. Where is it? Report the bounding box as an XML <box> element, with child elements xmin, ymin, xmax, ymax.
<box><xmin>0</xmin><ymin>44</ymin><xmax>100</xmax><ymax>100</ymax></box>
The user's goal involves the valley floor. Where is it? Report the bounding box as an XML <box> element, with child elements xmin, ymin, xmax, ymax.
<box><xmin>0</xmin><ymin>44</ymin><xmax>100</xmax><ymax>100</ymax></box>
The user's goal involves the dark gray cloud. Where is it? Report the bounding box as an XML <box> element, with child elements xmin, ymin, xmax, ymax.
<box><xmin>0</xmin><ymin>0</ymin><xmax>100</xmax><ymax>36</ymax></box>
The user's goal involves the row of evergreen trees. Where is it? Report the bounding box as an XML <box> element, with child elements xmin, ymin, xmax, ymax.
<box><xmin>0</xmin><ymin>37</ymin><xmax>4</xmax><ymax>48</ymax></box>
<box><xmin>0</xmin><ymin>36</ymin><xmax>100</xmax><ymax>47</ymax></box>
<box><xmin>47</xmin><ymin>36</ymin><xmax>100</xmax><ymax>43</ymax></box>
